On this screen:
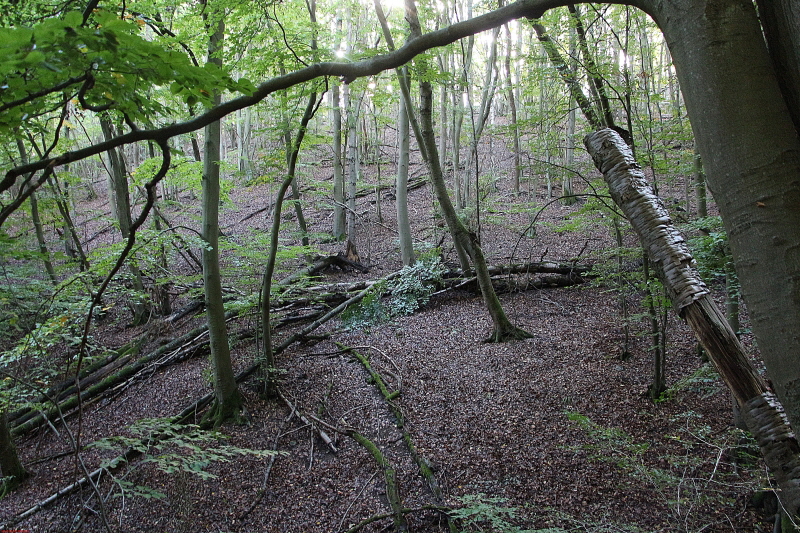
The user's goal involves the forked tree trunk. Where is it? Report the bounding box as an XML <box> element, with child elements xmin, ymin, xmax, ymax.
<box><xmin>585</xmin><ymin>127</ymin><xmax>800</xmax><ymax>516</ymax></box>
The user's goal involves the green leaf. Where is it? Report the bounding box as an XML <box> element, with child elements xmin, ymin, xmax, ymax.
<box><xmin>23</xmin><ymin>50</ymin><xmax>46</xmax><ymax>64</ymax></box>
<box><xmin>62</xmin><ymin>11</ymin><xmax>83</xmax><ymax>27</ymax></box>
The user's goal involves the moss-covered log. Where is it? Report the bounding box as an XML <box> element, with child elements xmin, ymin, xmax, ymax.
<box><xmin>341</xmin><ymin>344</ymin><xmax>456</xmax><ymax>532</ymax></box>
<box><xmin>347</xmin><ymin>430</ymin><xmax>408</xmax><ymax>532</ymax></box>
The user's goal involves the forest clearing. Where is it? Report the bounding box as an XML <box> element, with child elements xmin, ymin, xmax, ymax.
<box><xmin>2</xmin><ymin>0</ymin><xmax>800</xmax><ymax>531</ymax></box>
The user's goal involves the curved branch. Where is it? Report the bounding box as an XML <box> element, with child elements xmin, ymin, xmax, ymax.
<box><xmin>0</xmin><ymin>74</ymin><xmax>88</xmax><ymax>114</ymax></box>
<box><xmin>4</xmin><ymin>0</ymin><xmax>627</xmax><ymax>194</ymax></box>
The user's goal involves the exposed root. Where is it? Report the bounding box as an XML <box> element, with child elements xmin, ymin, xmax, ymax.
<box><xmin>200</xmin><ymin>395</ymin><xmax>246</xmax><ymax>429</ymax></box>
<box><xmin>483</xmin><ymin>326</ymin><xmax>534</xmax><ymax>343</ymax></box>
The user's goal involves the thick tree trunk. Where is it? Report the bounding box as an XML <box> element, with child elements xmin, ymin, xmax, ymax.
<box><xmin>646</xmin><ymin>0</ymin><xmax>800</xmax><ymax>435</ymax></box>
<box><xmin>756</xmin><ymin>0</ymin><xmax>800</xmax><ymax>136</ymax></box>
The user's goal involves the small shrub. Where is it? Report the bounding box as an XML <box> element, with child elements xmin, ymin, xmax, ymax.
<box><xmin>341</xmin><ymin>256</ymin><xmax>446</xmax><ymax>331</ymax></box>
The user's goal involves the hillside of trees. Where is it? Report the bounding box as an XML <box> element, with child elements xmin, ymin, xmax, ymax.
<box><xmin>1</xmin><ymin>0</ymin><xmax>800</xmax><ymax>531</ymax></box>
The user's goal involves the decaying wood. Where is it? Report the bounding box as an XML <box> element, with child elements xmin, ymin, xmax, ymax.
<box><xmin>341</xmin><ymin>344</ymin><xmax>456</xmax><ymax>532</ymax></box>
<box><xmin>584</xmin><ymin>127</ymin><xmax>800</xmax><ymax>514</ymax></box>
<box><xmin>10</xmin><ymin>316</ymin><xmax>237</xmax><ymax>436</ymax></box>
<box><xmin>346</xmin><ymin>430</ymin><xmax>408</xmax><ymax>532</ymax></box>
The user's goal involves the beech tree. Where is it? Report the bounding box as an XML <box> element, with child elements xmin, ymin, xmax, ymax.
<box><xmin>200</xmin><ymin>3</ymin><xmax>242</xmax><ymax>427</ymax></box>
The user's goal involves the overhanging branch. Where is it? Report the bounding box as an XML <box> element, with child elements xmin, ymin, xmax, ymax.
<box><xmin>2</xmin><ymin>0</ymin><xmax>604</xmax><ymax>195</ymax></box>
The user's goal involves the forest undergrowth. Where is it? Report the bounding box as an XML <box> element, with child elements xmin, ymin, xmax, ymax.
<box><xmin>0</xmin><ymin>144</ymin><xmax>777</xmax><ymax>533</ymax></box>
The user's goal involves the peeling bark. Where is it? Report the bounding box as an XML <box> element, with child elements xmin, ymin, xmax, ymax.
<box><xmin>585</xmin><ymin>127</ymin><xmax>800</xmax><ymax>514</ymax></box>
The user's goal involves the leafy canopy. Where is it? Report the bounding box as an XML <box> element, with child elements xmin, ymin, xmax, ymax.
<box><xmin>0</xmin><ymin>8</ymin><xmax>255</xmax><ymax>136</ymax></box>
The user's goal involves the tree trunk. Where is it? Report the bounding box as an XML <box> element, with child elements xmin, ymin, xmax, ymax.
<box><xmin>503</xmin><ymin>25</ymin><xmax>521</xmax><ymax>195</ymax></box>
<box><xmin>200</xmin><ymin>10</ymin><xmax>241</xmax><ymax>427</ymax></box>
<box><xmin>396</xmin><ymin>94</ymin><xmax>415</xmax><ymax>266</ymax></box>
<box><xmin>405</xmin><ymin>0</ymin><xmax>529</xmax><ymax>342</ymax></box>
<box><xmin>48</xmin><ymin>175</ymin><xmax>89</xmax><ymax>271</ymax></box>
<box><xmin>101</xmin><ymin>117</ymin><xmax>148</xmax><ymax>325</ymax></box>
<box><xmin>693</xmin><ymin>151</ymin><xmax>707</xmax><ymax>219</ymax></box>
<box><xmin>585</xmin><ymin>127</ymin><xmax>800</xmax><ymax>516</ymax></box>
<box><xmin>756</xmin><ymin>0</ymin><xmax>800</xmax><ymax>135</ymax></box>
<box><xmin>332</xmin><ymin>81</ymin><xmax>346</xmax><ymax>241</ymax></box>
<box><xmin>15</xmin><ymin>140</ymin><xmax>57</xmax><ymax>284</ymax></box>
<box><xmin>647</xmin><ymin>0</ymin><xmax>800</xmax><ymax>436</ymax></box>
<box><xmin>0</xmin><ymin>411</ymin><xmax>29</xmax><ymax>493</ymax></box>
<box><xmin>344</xmin><ymin>81</ymin><xmax>359</xmax><ymax>257</ymax></box>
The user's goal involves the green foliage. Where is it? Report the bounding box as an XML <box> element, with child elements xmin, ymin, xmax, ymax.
<box><xmin>687</xmin><ymin>216</ymin><xmax>729</xmax><ymax>283</ymax></box>
<box><xmin>566</xmin><ymin>412</ymin><xmax>650</xmax><ymax>471</ymax></box>
<box><xmin>132</xmin><ymin>156</ymin><xmax>208</xmax><ymax>202</ymax></box>
<box><xmin>90</xmin><ymin>417</ymin><xmax>281</xmax><ymax>499</ymax></box>
<box><xmin>660</xmin><ymin>363</ymin><xmax>722</xmax><ymax>401</ymax></box>
<box><xmin>450</xmin><ymin>494</ymin><xmax>546</xmax><ymax>533</ymax></box>
<box><xmin>0</xmin><ymin>9</ymin><xmax>253</xmax><ymax>136</ymax></box>
<box><xmin>341</xmin><ymin>255</ymin><xmax>446</xmax><ymax>331</ymax></box>
<box><xmin>566</xmin><ymin>410</ymin><xmax>764</xmax><ymax>531</ymax></box>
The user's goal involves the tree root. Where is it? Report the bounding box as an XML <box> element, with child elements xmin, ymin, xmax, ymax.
<box><xmin>199</xmin><ymin>393</ymin><xmax>246</xmax><ymax>429</ymax></box>
<box><xmin>346</xmin><ymin>430</ymin><xmax>408</xmax><ymax>532</ymax></box>
<box><xmin>483</xmin><ymin>326</ymin><xmax>534</xmax><ymax>344</ymax></box>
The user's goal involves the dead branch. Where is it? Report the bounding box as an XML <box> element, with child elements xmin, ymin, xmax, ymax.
<box><xmin>340</xmin><ymin>344</ymin><xmax>456</xmax><ymax>532</ymax></box>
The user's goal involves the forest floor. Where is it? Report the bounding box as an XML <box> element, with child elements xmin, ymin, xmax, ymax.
<box><xmin>0</xmin><ymin>142</ymin><xmax>777</xmax><ymax>533</ymax></box>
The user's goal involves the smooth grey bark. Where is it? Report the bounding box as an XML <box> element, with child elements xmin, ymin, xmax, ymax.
<box><xmin>15</xmin><ymin>140</ymin><xmax>57</xmax><ymax>284</ymax></box>
<box><xmin>100</xmin><ymin>118</ymin><xmax>148</xmax><ymax>324</ymax></box>
<box><xmin>331</xmin><ymin>81</ymin><xmax>346</xmax><ymax>240</ymax></box>
<box><xmin>344</xmin><ymin>81</ymin><xmax>359</xmax><ymax>255</ymax></box>
<box><xmin>279</xmin><ymin>68</ymin><xmax>311</xmax><ymax>249</ymax></box>
<box><xmin>373</xmin><ymin>0</ymin><xmax>461</xmax><ymax>268</ymax></box>
<box><xmin>396</xmin><ymin>95</ymin><xmax>415</xmax><ymax>266</ymax></box>
<box><xmin>756</xmin><ymin>0</ymin><xmax>800</xmax><ymax>135</ymax></box>
<box><xmin>47</xmin><ymin>175</ymin><xmax>89</xmax><ymax>271</ymax></box>
<box><xmin>503</xmin><ymin>25</ymin><xmax>521</xmax><ymax>195</ymax></box>
<box><xmin>693</xmin><ymin>151</ymin><xmax>707</xmax><ymax>219</ymax></box>
<box><xmin>645</xmin><ymin>0</ymin><xmax>800</xmax><ymax>437</ymax></box>
<box><xmin>200</xmin><ymin>12</ymin><xmax>241</xmax><ymax>427</ymax></box>
<box><xmin>464</xmin><ymin>25</ymin><xmax>500</xmax><ymax>210</ymax></box>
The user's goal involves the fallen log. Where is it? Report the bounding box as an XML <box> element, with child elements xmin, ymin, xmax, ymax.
<box><xmin>347</xmin><ymin>430</ymin><xmax>408</xmax><ymax>532</ymax></box>
<box><xmin>10</xmin><ymin>315</ymin><xmax>238</xmax><ymax>437</ymax></box>
<box><xmin>447</xmin><ymin>260</ymin><xmax>593</xmax><ymax>278</ymax></box>
<box><xmin>341</xmin><ymin>344</ymin><xmax>456</xmax><ymax>532</ymax></box>
<box><xmin>7</xmin><ymin>340</ymin><xmax>141</xmax><ymax>426</ymax></box>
